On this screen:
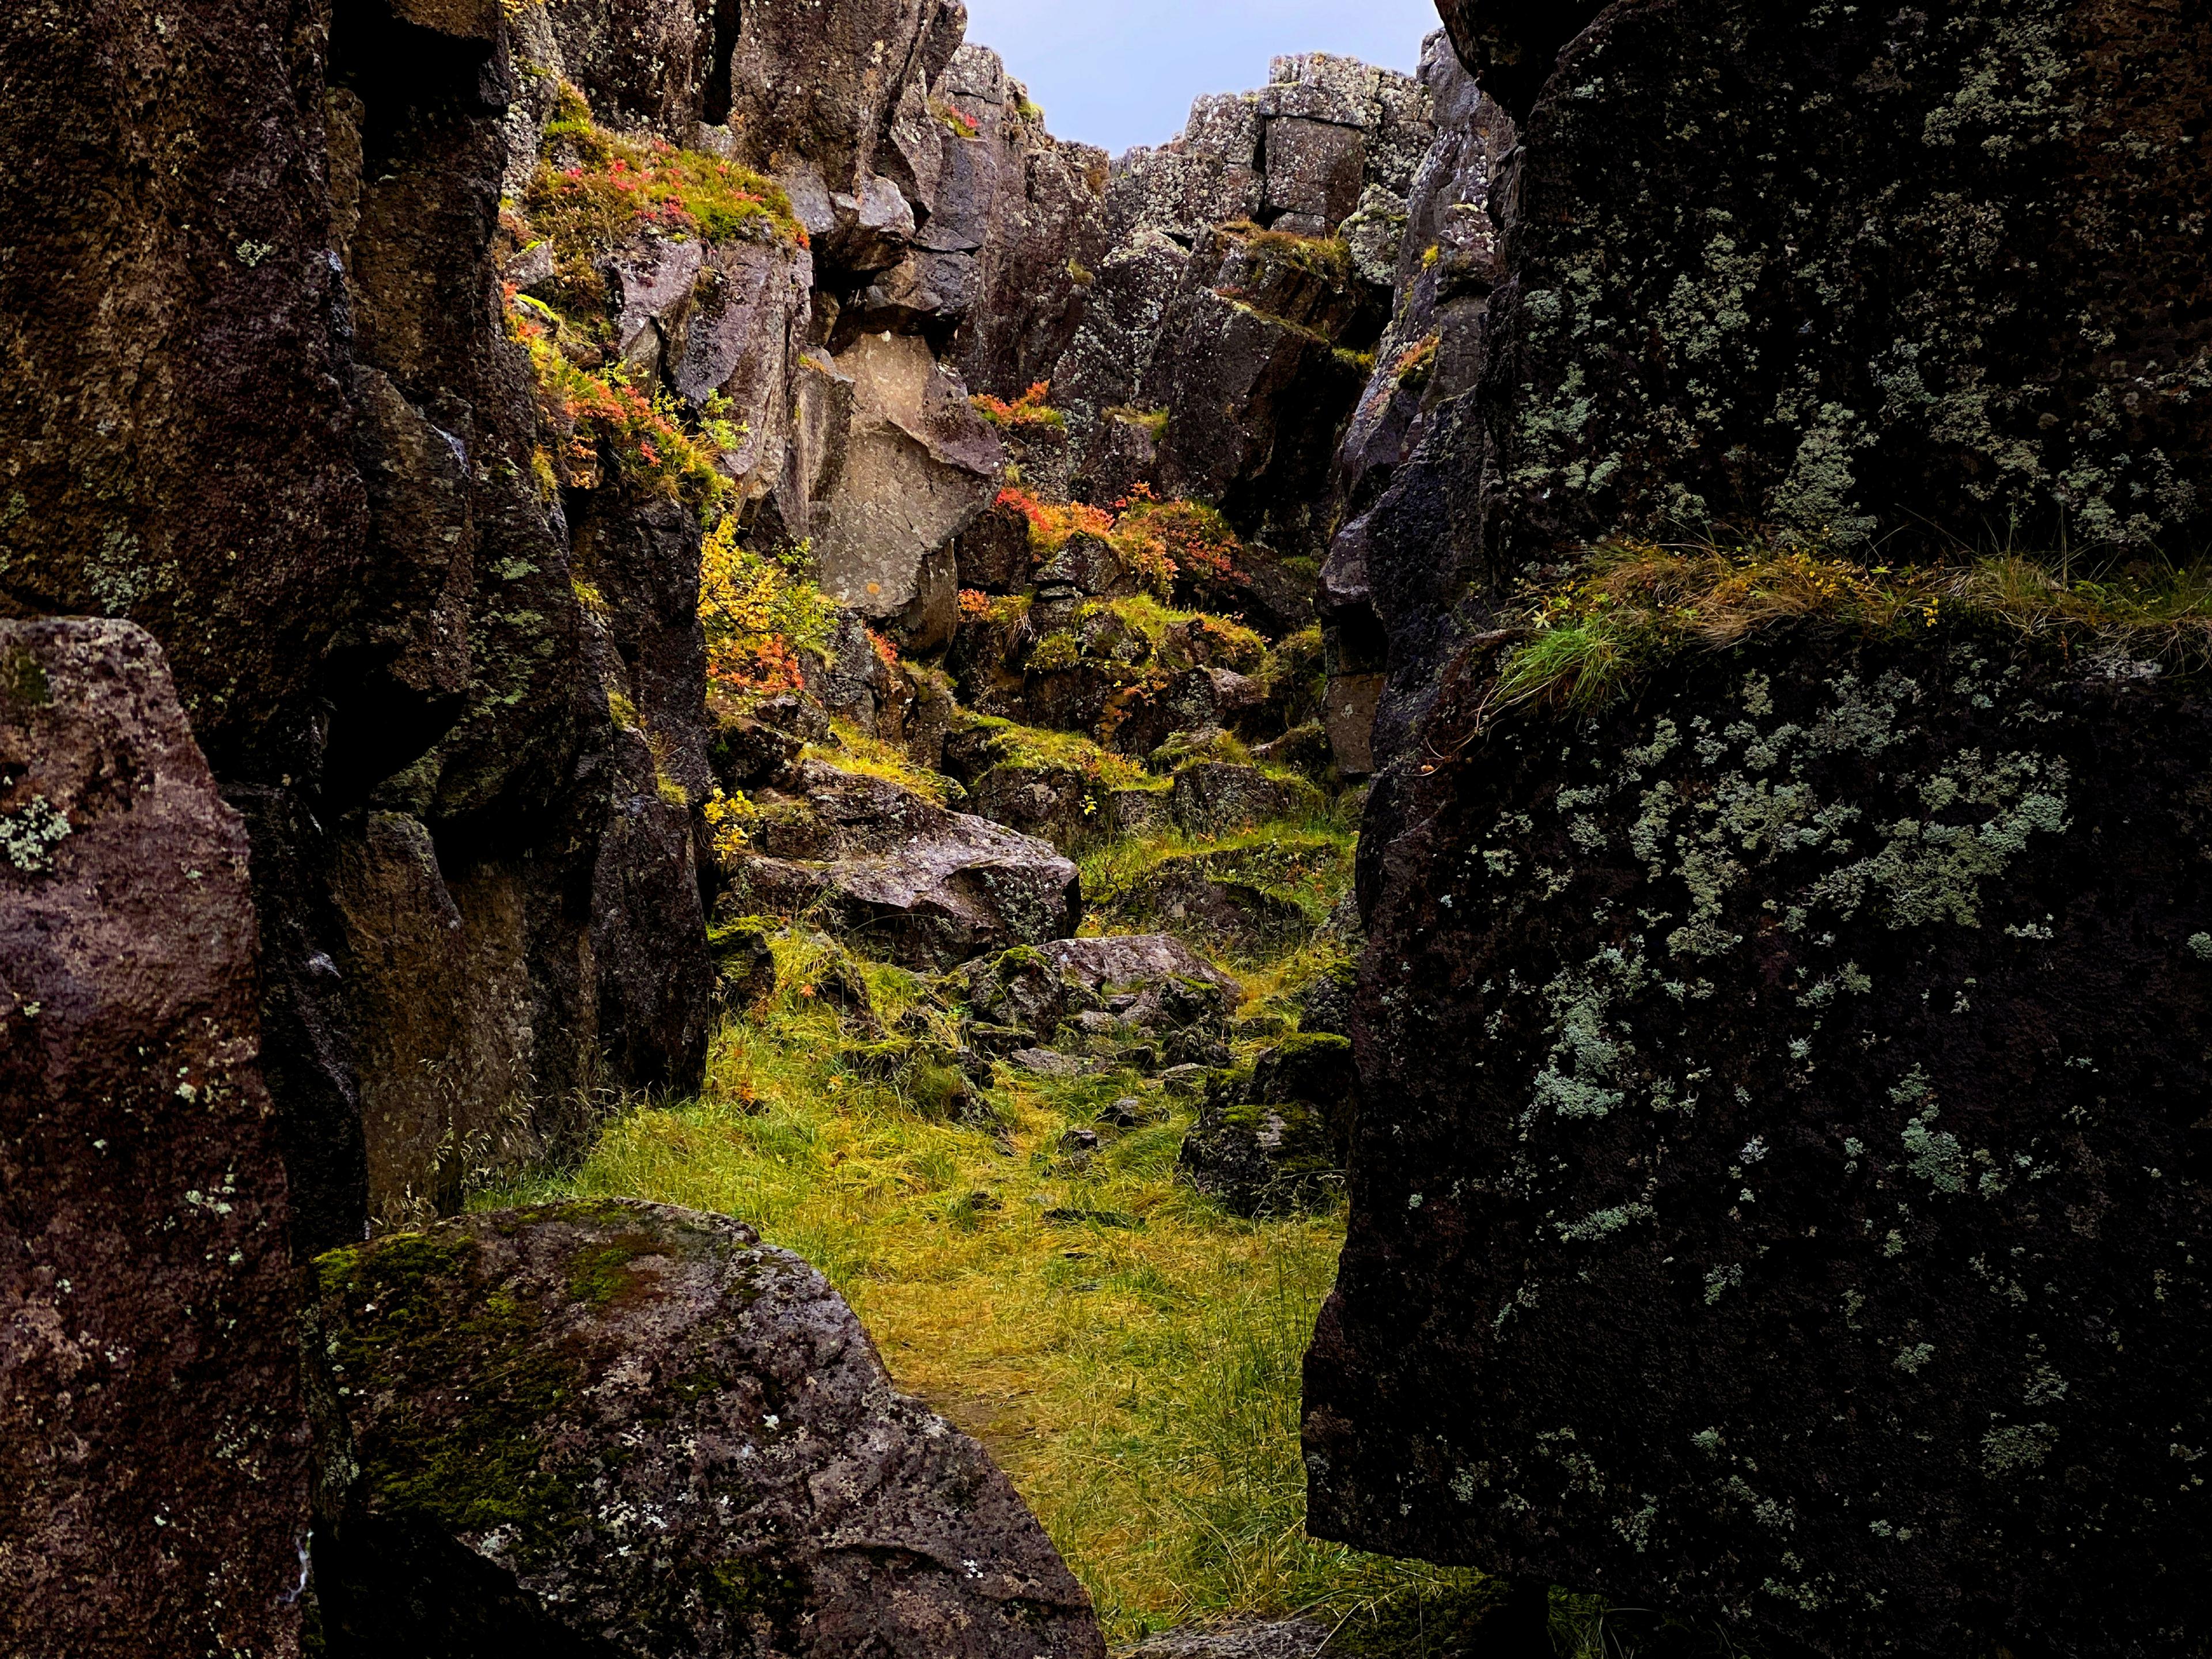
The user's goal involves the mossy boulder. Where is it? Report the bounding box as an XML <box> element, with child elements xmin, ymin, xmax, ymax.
<box><xmin>1178</xmin><ymin>1033</ymin><xmax>1359</xmax><ymax>1217</ymax></box>
<box><xmin>707</xmin><ymin>917</ymin><xmax>778</xmax><ymax>1009</ymax></box>
<box><xmin>1310</xmin><ymin>633</ymin><xmax>2212</xmax><ymax>1656</ymax></box>
<box><xmin>306</xmin><ymin>1201</ymin><xmax>1105</xmax><ymax>1658</ymax></box>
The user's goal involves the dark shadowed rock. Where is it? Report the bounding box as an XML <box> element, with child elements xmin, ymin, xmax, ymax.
<box><xmin>0</xmin><ymin>0</ymin><xmax>368</xmax><ymax>778</ymax></box>
<box><xmin>1310</xmin><ymin>633</ymin><xmax>2212</xmax><ymax>1656</ymax></box>
<box><xmin>1179</xmin><ymin>1034</ymin><xmax>1358</xmax><ymax>1218</ymax></box>
<box><xmin>1474</xmin><ymin>0</ymin><xmax>2212</xmax><ymax>565</ymax></box>
<box><xmin>0</xmin><ymin>621</ymin><xmax>309</xmax><ymax>1658</ymax></box>
<box><xmin>955</xmin><ymin>944</ymin><xmax>1102</xmax><ymax>1045</ymax></box>
<box><xmin>307</xmin><ymin>1200</ymin><xmax>1105</xmax><ymax>1658</ymax></box>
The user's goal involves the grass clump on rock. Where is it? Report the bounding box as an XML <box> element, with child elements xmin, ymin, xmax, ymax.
<box><xmin>1494</xmin><ymin>538</ymin><xmax>2212</xmax><ymax>716</ymax></box>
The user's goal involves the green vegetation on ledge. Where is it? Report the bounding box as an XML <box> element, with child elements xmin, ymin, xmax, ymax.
<box><xmin>1495</xmin><ymin>539</ymin><xmax>2212</xmax><ymax>715</ymax></box>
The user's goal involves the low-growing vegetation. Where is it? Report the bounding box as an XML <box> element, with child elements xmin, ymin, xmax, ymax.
<box><xmin>972</xmin><ymin>381</ymin><xmax>1067</xmax><ymax>433</ymax></box>
<box><xmin>1495</xmin><ymin>538</ymin><xmax>2212</xmax><ymax>715</ymax></box>
<box><xmin>698</xmin><ymin>520</ymin><xmax>837</xmax><ymax>699</ymax></box>
<box><xmin>483</xmin><ymin>881</ymin><xmax>1512</xmax><ymax>1646</ymax></box>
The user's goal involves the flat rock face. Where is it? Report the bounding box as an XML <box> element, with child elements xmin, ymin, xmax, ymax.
<box><xmin>1471</xmin><ymin>0</ymin><xmax>2212</xmax><ymax>562</ymax></box>
<box><xmin>0</xmin><ymin>621</ymin><xmax>309</xmax><ymax>1658</ymax></box>
<box><xmin>308</xmin><ymin>1199</ymin><xmax>1105</xmax><ymax>1659</ymax></box>
<box><xmin>1309</xmin><ymin>635</ymin><xmax>2212</xmax><ymax>1656</ymax></box>
<box><xmin>813</xmin><ymin>332</ymin><xmax>1005</xmax><ymax>624</ymax></box>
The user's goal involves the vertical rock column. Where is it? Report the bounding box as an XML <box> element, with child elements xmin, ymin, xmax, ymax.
<box><xmin>0</xmin><ymin>621</ymin><xmax>310</xmax><ymax>1658</ymax></box>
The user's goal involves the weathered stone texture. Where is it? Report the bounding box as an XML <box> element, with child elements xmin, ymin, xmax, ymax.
<box><xmin>1310</xmin><ymin>633</ymin><xmax>2212</xmax><ymax>1656</ymax></box>
<box><xmin>0</xmin><ymin>0</ymin><xmax>368</xmax><ymax>775</ymax></box>
<box><xmin>308</xmin><ymin>1199</ymin><xmax>1106</xmax><ymax>1657</ymax></box>
<box><xmin>0</xmin><ymin>620</ymin><xmax>309</xmax><ymax>1658</ymax></box>
<box><xmin>1474</xmin><ymin>0</ymin><xmax>2212</xmax><ymax>563</ymax></box>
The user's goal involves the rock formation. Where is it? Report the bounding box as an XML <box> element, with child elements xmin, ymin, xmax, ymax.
<box><xmin>1</xmin><ymin>622</ymin><xmax>310</xmax><ymax>1658</ymax></box>
<box><xmin>1311</xmin><ymin>5</ymin><xmax>2212</xmax><ymax>1655</ymax></box>
<box><xmin>307</xmin><ymin>1199</ymin><xmax>1104</xmax><ymax>1657</ymax></box>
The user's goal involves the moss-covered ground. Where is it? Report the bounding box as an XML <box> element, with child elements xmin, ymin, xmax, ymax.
<box><xmin>481</xmin><ymin>832</ymin><xmax>1562</xmax><ymax>1650</ymax></box>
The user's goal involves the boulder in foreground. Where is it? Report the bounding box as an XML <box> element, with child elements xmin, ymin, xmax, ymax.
<box><xmin>0</xmin><ymin>620</ymin><xmax>308</xmax><ymax>1658</ymax></box>
<box><xmin>1309</xmin><ymin>634</ymin><xmax>2212</xmax><ymax>1657</ymax></box>
<box><xmin>308</xmin><ymin>1199</ymin><xmax>1106</xmax><ymax>1658</ymax></box>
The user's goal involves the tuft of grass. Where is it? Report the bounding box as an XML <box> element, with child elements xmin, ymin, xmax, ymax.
<box><xmin>482</xmin><ymin>925</ymin><xmax>1472</xmax><ymax>1644</ymax></box>
<box><xmin>1493</xmin><ymin>539</ymin><xmax>2212</xmax><ymax>716</ymax></box>
<box><xmin>803</xmin><ymin>720</ymin><xmax>956</xmax><ymax>804</ymax></box>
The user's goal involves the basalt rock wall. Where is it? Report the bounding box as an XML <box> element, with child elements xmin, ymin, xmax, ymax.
<box><xmin>1312</xmin><ymin>3</ymin><xmax>2212</xmax><ymax>1653</ymax></box>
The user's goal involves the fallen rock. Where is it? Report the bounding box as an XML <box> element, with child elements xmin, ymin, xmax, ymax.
<box><xmin>307</xmin><ymin>1200</ymin><xmax>1105</xmax><ymax>1658</ymax></box>
<box><xmin>0</xmin><ymin>620</ymin><xmax>309</xmax><ymax>1656</ymax></box>
<box><xmin>813</xmin><ymin>332</ymin><xmax>1005</xmax><ymax>627</ymax></box>
<box><xmin>955</xmin><ymin>944</ymin><xmax>1103</xmax><ymax>1043</ymax></box>
<box><xmin>1040</xmin><ymin>933</ymin><xmax>1243</xmax><ymax>1017</ymax></box>
<box><xmin>1169</xmin><ymin>761</ymin><xmax>1325</xmax><ymax>836</ymax></box>
<box><xmin>1109</xmin><ymin>856</ymin><xmax>1316</xmax><ymax>955</ymax></box>
<box><xmin>1178</xmin><ymin>1035</ymin><xmax>1358</xmax><ymax>1217</ymax></box>
<box><xmin>1310</xmin><ymin>635</ymin><xmax>2212</xmax><ymax>1654</ymax></box>
<box><xmin>708</xmin><ymin>916</ymin><xmax>778</xmax><ymax>1008</ymax></box>
<box><xmin>726</xmin><ymin>760</ymin><xmax>1080</xmax><ymax>969</ymax></box>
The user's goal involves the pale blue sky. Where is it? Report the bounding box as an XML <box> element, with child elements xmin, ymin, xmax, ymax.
<box><xmin>960</xmin><ymin>0</ymin><xmax>1445</xmax><ymax>154</ymax></box>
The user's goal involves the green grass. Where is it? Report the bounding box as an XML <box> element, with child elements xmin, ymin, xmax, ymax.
<box><xmin>482</xmin><ymin>926</ymin><xmax>1484</xmax><ymax>1645</ymax></box>
<box><xmin>1493</xmin><ymin>539</ymin><xmax>2212</xmax><ymax>716</ymax></box>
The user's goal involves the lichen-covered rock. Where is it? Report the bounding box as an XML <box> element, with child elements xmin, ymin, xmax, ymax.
<box><xmin>307</xmin><ymin>1200</ymin><xmax>1105</xmax><ymax>1658</ymax></box>
<box><xmin>728</xmin><ymin>760</ymin><xmax>1080</xmax><ymax>968</ymax></box>
<box><xmin>1179</xmin><ymin>1034</ymin><xmax>1359</xmax><ymax>1217</ymax></box>
<box><xmin>1471</xmin><ymin>0</ymin><xmax>2212</xmax><ymax>563</ymax></box>
<box><xmin>1309</xmin><ymin>634</ymin><xmax>2212</xmax><ymax>1656</ymax></box>
<box><xmin>1</xmin><ymin>620</ymin><xmax>309</xmax><ymax>1658</ymax></box>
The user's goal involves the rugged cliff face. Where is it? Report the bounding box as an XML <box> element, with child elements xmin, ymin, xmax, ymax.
<box><xmin>1310</xmin><ymin>5</ymin><xmax>2212</xmax><ymax>1654</ymax></box>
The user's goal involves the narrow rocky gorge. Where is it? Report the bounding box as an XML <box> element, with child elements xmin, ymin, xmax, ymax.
<box><xmin>3</xmin><ymin>1</ymin><xmax>2208</xmax><ymax>1656</ymax></box>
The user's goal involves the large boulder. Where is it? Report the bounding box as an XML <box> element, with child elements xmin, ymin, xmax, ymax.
<box><xmin>1469</xmin><ymin>0</ymin><xmax>2212</xmax><ymax>565</ymax></box>
<box><xmin>728</xmin><ymin>760</ymin><xmax>1081</xmax><ymax>968</ymax></box>
<box><xmin>307</xmin><ymin>1199</ymin><xmax>1105</xmax><ymax>1658</ymax></box>
<box><xmin>0</xmin><ymin>621</ymin><xmax>309</xmax><ymax>1657</ymax></box>
<box><xmin>1040</xmin><ymin>934</ymin><xmax>1243</xmax><ymax>1017</ymax></box>
<box><xmin>812</xmin><ymin>332</ymin><xmax>1005</xmax><ymax>632</ymax></box>
<box><xmin>1308</xmin><ymin>632</ymin><xmax>2212</xmax><ymax>1656</ymax></box>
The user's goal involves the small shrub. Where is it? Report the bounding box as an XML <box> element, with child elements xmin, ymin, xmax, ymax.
<box><xmin>698</xmin><ymin>517</ymin><xmax>836</xmax><ymax>696</ymax></box>
<box><xmin>973</xmin><ymin>381</ymin><xmax>1066</xmax><ymax>433</ymax></box>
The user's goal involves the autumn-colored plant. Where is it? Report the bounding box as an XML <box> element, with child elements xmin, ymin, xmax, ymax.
<box><xmin>972</xmin><ymin>381</ymin><xmax>1066</xmax><ymax>432</ymax></box>
<box><xmin>517</xmin><ymin>311</ymin><xmax>725</xmax><ymax>514</ymax></box>
<box><xmin>998</xmin><ymin>487</ymin><xmax>1113</xmax><ymax>554</ymax></box>
<box><xmin>698</xmin><ymin>517</ymin><xmax>835</xmax><ymax>696</ymax></box>
<box><xmin>527</xmin><ymin>82</ymin><xmax>806</xmax><ymax>254</ymax></box>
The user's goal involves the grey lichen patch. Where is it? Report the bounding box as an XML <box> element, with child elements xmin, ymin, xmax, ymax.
<box><xmin>1</xmin><ymin>794</ymin><xmax>73</xmax><ymax>873</ymax></box>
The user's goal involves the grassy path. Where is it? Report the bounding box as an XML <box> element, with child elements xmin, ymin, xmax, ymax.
<box><xmin>487</xmin><ymin>930</ymin><xmax>1492</xmax><ymax>1648</ymax></box>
